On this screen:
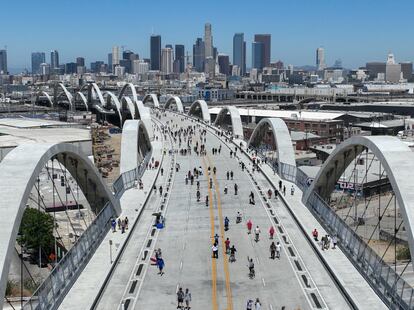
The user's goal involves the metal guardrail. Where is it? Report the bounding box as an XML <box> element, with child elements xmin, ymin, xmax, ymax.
<box><xmin>23</xmin><ymin>153</ymin><xmax>152</xmax><ymax>310</ymax></box>
<box><xmin>307</xmin><ymin>191</ymin><xmax>414</xmax><ymax>309</ymax></box>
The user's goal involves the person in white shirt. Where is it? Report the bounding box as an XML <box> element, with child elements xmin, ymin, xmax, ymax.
<box><xmin>276</xmin><ymin>242</ymin><xmax>282</xmax><ymax>259</ymax></box>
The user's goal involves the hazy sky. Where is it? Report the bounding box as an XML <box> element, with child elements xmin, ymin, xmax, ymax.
<box><xmin>2</xmin><ymin>0</ymin><xmax>414</xmax><ymax>71</ymax></box>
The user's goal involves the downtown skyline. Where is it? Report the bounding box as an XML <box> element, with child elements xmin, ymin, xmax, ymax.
<box><xmin>2</xmin><ymin>0</ymin><xmax>414</xmax><ymax>71</ymax></box>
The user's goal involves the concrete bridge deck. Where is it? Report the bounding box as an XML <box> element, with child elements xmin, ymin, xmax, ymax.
<box><xmin>59</xmin><ymin>111</ymin><xmax>387</xmax><ymax>310</ymax></box>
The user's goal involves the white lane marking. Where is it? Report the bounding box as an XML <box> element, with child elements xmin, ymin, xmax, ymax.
<box><xmin>180</xmin><ymin>260</ymin><xmax>183</xmax><ymax>270</ymax></box>
<box><xmin>262</xmin><ymin>277</ymin><xmax>266</xmax><ymax>287</ymax></box>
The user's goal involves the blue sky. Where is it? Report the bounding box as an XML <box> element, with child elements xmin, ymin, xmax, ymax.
<box><xmin>2</xmin><ymin>0</ymin><xmax>414</xmax><ymax>71</ymax></box>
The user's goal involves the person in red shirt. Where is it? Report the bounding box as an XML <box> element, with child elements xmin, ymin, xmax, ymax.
<box><xmin>269</xmin><ymin>226</ymin><xmax>275</xmax><ymax>239</ymax></box>
<box><xmin>225</xmin><ymin>238</ymin><xmax>230</xmax><ymax>254</ymax></box>
<box><xmin>247</xmin><ymin>220</ymin><xmax>253</xmax><ymax>234</ymax></box>
<box><xmin>312</xmin><ymin>228</ymin><xmax>319</xmax><ymax>241</ymax></box>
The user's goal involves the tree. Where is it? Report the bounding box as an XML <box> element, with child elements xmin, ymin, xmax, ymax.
<box><xmin>18</xmin><ymin>208</ymin><xmax>55</xmax><ymax>254</ymax></box>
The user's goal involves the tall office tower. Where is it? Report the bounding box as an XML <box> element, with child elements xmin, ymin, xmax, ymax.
<box><xmin>175</xmin><ymin>44</ymin><xmax>185</xmax><ymax>73</ymax></box>
<box><xmin>193</xmin><ymin>38</ymin><xmax>205</xmax><ymax>72</ymax></box>
<box><xmin>150</xmin><ymin>35</ymin><xmax>161</xmax><ymax>70</ymax></box>
<box><xmin>108</xmin><ymin>53</ymin><xmax>112</xmax><ymax>72</ymax></box>
<box><xmin>112</xmin><ymin>46</ymin><xmax>120</xmax><ymax>70</ymax></box>
<box><xmin>400</xmin><ymin>62</ymin><xmax>413</xmax><ymax>81</ymax></box>
<box><xmin>50</xmin><ymin>50</ymin><xmax>59</xmax><ymax>69</ymax></box>
<box><xmin>385</xmin><ymin>52</ymin><xmax>401</xmax><ymax>83</ymax></box>
<box><xmin>90</xmin><ymin>61</ymin><xmax>104</xmax><ymax>73</ymax></box>
<box><xmin>204</xmin><ymin>23</ymin><xmax>213</xmax><ymax>59</ymax></box>
<box><xmin>316</xmin><ymin>47</ymin><xmax>326</xmax><ymax>71</ymax></box>
<box><xmin>31</xmin><ymin>52</ymin><xmax>46</xmax><ymax>74</ymax></box>
<box><xmin>252</xmin><ymin>42</ymin><xmax>264</xmax><ymax>70</ymax></box>
<box><xmin>123</xmin><ymin>50</ymin><xmax>136</xmax><ymax>61</ymax></box>
<box><xmin>233</xmin><ymin>33</ymin><xmax>246</xmax><ymax>76</ymax></box>
<box><xmin>0</xmin><ymin>49</ymin><xmax>7</xmax><ymax>74</ymax></box>
<box><xmin>165</xmin><ymin>44</ymin><xmax>173</xmax><ymax>49</ymax></box>
<box><xmin>254</xmin><ymin>34</ymin><xmax>271</xmax><ymax>67</ymax></box>
<box><xmin>76</xmin><ymin>57</ymin><xmax>85</xmax><ymax>67</ymax></box>
<box><xmin>161</xmin><ymin>47</ymin><xmax>174</xmax><ymax>74</ymax></box>
<box><xmin>218</xmin><ymin>54</ymin><xmax>230</xmax><ymax>75</ymax></box>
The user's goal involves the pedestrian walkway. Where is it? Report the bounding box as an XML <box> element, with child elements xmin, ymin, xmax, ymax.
<box><xmin>60</xmin><ymin>122</ymin><xmax>168</xmax><ymax>310</ymax></box>
<box><xmin>229</xmin><ymin>136</ymin><xmax>387</xmax><ymax>310</ymax></box>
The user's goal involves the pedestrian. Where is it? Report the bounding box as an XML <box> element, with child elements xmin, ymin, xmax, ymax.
<box><xmin>332</xmin><ymin>235</ymin><xmax>338</xmax><ymax>249</ymax></box>
<box><xmin>270</xmin><ymin>242</ymin><xmax>276</xmax><ymax>259</ymax></box>
<box><xmin>177</xmin><ymin>287</ymin><xmax>184</xmax><ymax>309</ymax></box>
<box><xmin>225</xmin><ymin>238</ymin><xmax>230</xmax><ymax>254</ymax></box>
<box><xmin>111</xmin><ymin>218</ymin><xmax>116</xmax><ymax>232</ymax></box>
<box><xmin>246</xmin><ymin>299</ymin><xmax>254</xmax><ymax>310</ymax></box>
<box><xmin>156</xmin><ymin>257</ymin><xmax>165</xmax><ymax>275</ymax></box>
<box><xmin>254</xmin><ymin>226</ymin><xmax>261</xmax><ymax>242</ymax></box>
<box><xmin>117</xmin><ymin>218</ymin><xmax>122</xmax><ymax>230</ymax></box>
<box><xmin>283</xmin><ymin>185</ymin><xmax>286</xmax><ymax>196</ymax></box>
<box><xmin>291</xmin><ymin>185</ymin><xmax>295</xmax><ymax>196</ymax></box>
<box><xmin>274</xmin><ymin>189</ymin><xmax>278</xmax><ymax>199</ymax></box>
<box><xmin>184</xmin><ymin>288</ymin><xmax>192</xmax><ymax>309</ymax></box>
<box><xmin>224</xmin><ymin>185</ymin><xmax>228</xmax><ymax>194</ymax></box>
<box><xmin>205</xmin><ymin>195</ymin><xmax>209</xmax><ymax>207</ymax></box>
<box><xmin>212</xmin><ymin>243</ymin><xmax>219</xmax><ymax>258</ymax></box>
<box><xmin>229</xmin><ymin>245</ymin><xmax>237</xmax><ymax>262</ymax></box>
<box><xmin>276</xmin><ymin>242</ymin><xmax>281</xmax><ymax>259</ymax></box>
<box><xmin>247</xmin><ymin>219</ymin><xmax>253</xmax><ymax>234</ymax></box>
<box><xmin>121</xmin><ymin>219</ymin><xmax>126</xmax><ymax>234</ymax></box>
<box><xmin>226</xmin><ymin>171</ymin><xmax>229</xmax><ymax>180</ymax></box>
<box><xmin>267</xmin><ymin>188</ymin><xmax>272</xmax><ymax>199</ymax></box>
<box><xmin>196</xmin><ymin>190</ymin><xmax>201</xmax><ymax>202</ymax></box>
<box><xmin>224</xmin><ymin>216</ymin><xmax>230</xmax><ymax>231</ymax></box>
<box><xmin>159</xmin><ymin>185</ymin><xmax>163</xmax><ymax>196</ymax></box>
<box><xmin>214</xmin><ymin>233</ymin><xmax>219</xmax><ymax>245</ymax></box>
<box><xmin>269</xmin><ymin>226</ymin><xmax>275</xmax><ymax>239</ymax></box>
<box><xmin>161</xmin><ymin>168</ymin><xmax>164</xmax><ymax>176</ymax></box>
<box><xmin>230</xmin><ymin>171</ymin><xmax>234</xmax><ymax>180</ymax></box>
<box><xmin>279</xmin><ymin>180</ymin><xmax>282</xmax><ymax>191</ymax></box>
<box><xmin>320</xmin><ymin>235</ymin><xmax>326</xmax><ymax>251</ymax></box>
<box><xmin>312</xmin><ymin>228</ymin><xmax>319</xmax><ymax>241</ymax></box>
<box><xmin>255</xmin><ymin>298</ymin><xmax>262</xmax><ymax>310</ymax></box>
<box><xmin>234</xmin><ymin>183</ymin><xmax>238</xmax><ymax>195</ymax></box>
<box><xmin>326</xmin><ymin>235</ymin><xmax>331</xmax><ymax>250</ymax></box>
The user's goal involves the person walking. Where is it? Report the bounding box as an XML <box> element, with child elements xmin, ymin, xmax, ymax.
<box><xmin>177</xmin><ymin>287</ymin><xmax>184</xmax><ymax>309</ymax></box>
<box><xmin>224</xmin><ymin>217</ymin><xmax>230</xmax><ymax>231</ymax></box>
<box><xmin>291</xmin><ymin>185</ymin><xmax>295</xmax><ymax>196</ymax></box>
<box><xmin>254</xmin><ymin>226</ymin><xmax>261</xmax><ymax>242</ymax></box>
<box><xmin>184</xmin><ymin>288</ymin><xmax>192</xmax><ymax>310</ymax></box>
<box><xmin>214</xmin><ymin>233</ymin><xmax>219</xmax><ymax>245</ymax></box>
<box><xmin>283</xmin><ymin>185</ymin><xmax>286</xmax><ymax>196</ymax></box>
<box><xmin>270</xmin><ymin>242</ymin><xmax>276</xmax><ymax>259</ymax></box>
<box><xmin>156</xmin><ymin>257</ymin><xmax>165</xmax><ymax>275</ymax></box>
<box><xmin>229</xmin><ymin>245</ymin><xmax>237</xmax><ymax>262</ymax></box>
<box><xmin>205</xmin><ymin>195</ymin><xmax>209</xmax><ymax>207</ymax></box>
<box><xmin>230</xmin><ymin>171</ymin><xmax>234</xmax><ymax>180</ymax></box>
<box><xmin>234</xmin><ymin>183</ymin><xmax>238</xmax><ymax>195</ymax></box>
<box><xmin>247</xmin><ymin>219</ymin><xmax>253</xmax><ymax>234</ymax></box>
<box><xmin>124</xmin><ymin>217</ymin><xmax>129</xmax><ymax>230</ymax></box>
<box><xmin>246</xmin><ymin>299</ymin><xmax>254</xmax><ymax>310</ymax></box>
<box><xmin>255</xmin><ymin>298</ymin><xmax>262</xmax><ymax>310</ymax></box>
<box><xmin>269</xmin><ymin>226</ymin><xmax>275</xmax><ymax>239</ymax></box>
<box><xmin>212</xmin><ymin>243</ymin><xmax>219</xmax><ymax>258</ymax></box>
<box><xmin>278</xmin><ymin>180</ymin><xmax>282</xmax><ymax>191</ymax></box>
<box><xmin>267</xmin><ymin>188</ymin><xmax>272</xmax><ymax>199</ymax></box>
<box><xmin>225</xmin><ymin>238</ymin><xmax>231</xmax><ymax>254</ymax></box>
<box><xmin>312</xmin><ymin>228</ymin><xmax>319</xmax><ymax>241</ymax></box>
<box><xmin>226</xmin><ymin>171</ymin><xmax>230</xmax><ymax>180</ymax></box>
<box><xmin>276</xmin><ymin>242</ymin><xmax>281</xmax><ymax>259</ymax></box>
<box><xmin>332</xmin><ymin>235</ymin><xmax>338</xmax><ymax>249</ymax></box>
<box><xmin>196</xmin><ymin>190</ymin><xmax>201</xmax><ymax>202</ymax></box>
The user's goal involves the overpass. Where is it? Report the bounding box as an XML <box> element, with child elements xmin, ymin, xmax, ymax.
<box><xmin>2</xmin><ymin>95</ymin><xmax>414</xmax><ymax>309</ymax></box>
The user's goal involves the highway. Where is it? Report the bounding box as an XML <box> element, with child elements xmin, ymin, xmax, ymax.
<box><xmin>92</xmin><ymin>111</ymin><xmax>352</xmax><ymax>310</ymax></box>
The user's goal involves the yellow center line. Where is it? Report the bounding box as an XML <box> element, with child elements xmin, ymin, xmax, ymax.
<box><xmin>207</xmin><ymin>154</ymin><xmax>234</xmax><ymax>310</ymax></box>
<box><xmin>202</xmin><ymin>157</ymin><xmax>218</xmax><ymax>310</ymax></box>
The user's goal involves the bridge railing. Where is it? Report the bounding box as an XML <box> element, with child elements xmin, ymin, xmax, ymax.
<box><xmin>307</xmin><ymin>191</ymin><xmax>414</xmax><ymax>309</ymax></box>
<box><xmin>23</xmin><ymin>152</ymin><xmax>152</xmax><ymax>310</ymax></box>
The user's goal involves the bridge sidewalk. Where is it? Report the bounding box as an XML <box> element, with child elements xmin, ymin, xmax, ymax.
<box><xmin>59</xmin><ymin>129</ymin><xmax>167</xmax><ymax>310</ymax></box>
<box><xmin>232</xmin><ymin>138</ymin><xmax>388</xmax><ymax>310</ymax></box>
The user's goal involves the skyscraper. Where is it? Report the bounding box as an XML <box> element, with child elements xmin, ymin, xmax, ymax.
<box><xmin>31</xmin><ymin>52</ymin><xmax>45</xmax><ymax>74</ymax></box>
<box><xmin>193</xmin><ymin>38</ymin><xmax>205</xmax><ymax>72</ymax></box>
<box><xmin>150</xmin><ymin>35</ymin><xmax>161</xmax><ymax>71</ymax></box>
<box><xmin>204</xmin><ymin>23</ymin><xmax>213</xmax><ymax>59</ymax></box>
<box><xmin>254</xmin><ymin>34</ymin><xmax>271</xmax><ymax>67</ymax></box>
<box><xmin>161</xmin><ymin>47</ymin><xmax>173</xmax><ymax>74</ymax></box>
<box><xmin>51</xmin><ymin>50</ymin><xmax>59</xmax><ymax>69</ymax></box>
<box><xmin>233</xmin><ymin>33</ymin><xmax>246</xmax><ymax>76</ymax></box>
<box><xmin>218</xmin><ymin>54</ymin><xmax>230</xmax><ymax>75</ymax></box>
<box><xmin>76</xmin><ymin>57</ymin><xmax>85</xmax><ymax>67</ymax></box>
<box><xmin>175</xmin><ymin>44</ymin><xmax>185</xmax><ymax>73</ymax></box>
<box><xmin>0</xmin><ymin>50</ymin><xmax>6</xmax><ymax>74</ymax></box>
<box><xmin>252</xmin><ymin>42</ymin><xmax>264</xmax><ymax>70</ymax></box>
<box><xmin>316</xmin><ymin>47</ymin><xmax>325</xmax><ymax>71</ymax></box>
<box><xmin>112</xmin><ymin>46</ymin><xmax>120</xmax><ymax>70</ymax></box>
<box><xmin>108</xmin><ymin>53</ymin><xmax>112</xmax><ymax>72</ymax></box>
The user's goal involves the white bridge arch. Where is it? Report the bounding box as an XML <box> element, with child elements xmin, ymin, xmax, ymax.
<box><xmin>214</xmin><ymin>106</ymin><xmax>244</xmax><ymax>139</ymax></box>
<box><xmin>164</xmin><ymin>95</ymin><xmax>184</xmax><ymax>113</ymax></box>
<box><xmin>35</xmin><ymin>91</ymin><xmax>54</xmax><ymax>107</ymax></box>
<box><xmin>247</xmin><ymin>118</ymin><xmax>296</xmax><ymax>175</ymax></box>
<box><xmin>143</xmin><ymin>94</ymin><xmax>160</xmax><ymax>108</ymax></box>
<box><xmin>74</xmin><ymin>92</ymin><xmax>88</xmax><ymax>111</ymax></box>
<box><xmin>0</xmin><ymin>143</ymin><xmax>121</xmax><ymax>309</ymax></box>
<box><xmin>303</xmin><ymin>135</ymin><xmax>414</xmax><ymax>266</ymax></box>
<box><xmin>118</xmin><ymin>83</ymin><xmax>138</xmax><ymax>104</ymax></box>
<box><xmin>188</xmin><ymin>100</ymin><xmax>210</xmax><ymax>123</ymax></box>
<box><xmin>120</xmin><ymin>120</ymin><xmax>152</xmax><ymax>174</ymax></box>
